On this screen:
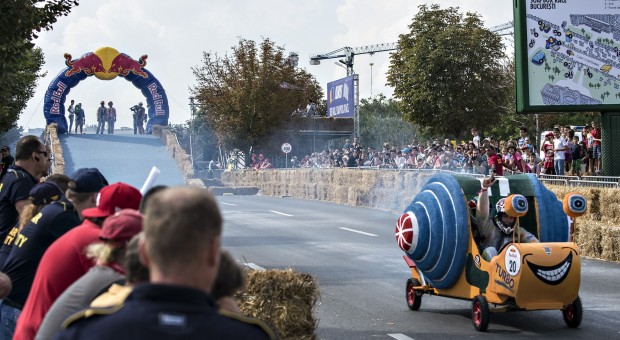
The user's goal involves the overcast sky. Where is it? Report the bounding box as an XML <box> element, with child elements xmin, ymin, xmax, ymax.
<box><xmin>19</xmin><ymin>0</ymin><xmax>513</xmax><ymax>131</ymax></box>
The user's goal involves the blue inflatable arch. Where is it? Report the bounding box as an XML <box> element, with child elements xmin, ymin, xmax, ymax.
<box><xmin>43</xmin><ymin>47</ymin><xmax>169</xmax><ymax>134</ymax></box>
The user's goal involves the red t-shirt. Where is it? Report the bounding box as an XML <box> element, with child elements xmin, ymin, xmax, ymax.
<box><xmin>488</xmin><ymin>153</ymin><xmax>503</xmax><ymax>176</ymax></box>
<box><xmin>591</xmin><ymin>128</ymin><xmax>601</xmax><ymax>146</ymax></box>
<box><xmin>13</xmin><ymin>219</ymin><xmax>100</xmax><ymax>340</ymax></box>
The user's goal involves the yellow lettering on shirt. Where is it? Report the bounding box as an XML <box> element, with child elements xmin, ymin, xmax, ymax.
<box><xmin>14</xmin><ymin>233</ymin><xmax>28</xmax><ymax>247</ymax></box>
<box><xmin>31</xmin><ymin>212</ymin><xmax>43</xmax><ymax>224</ymax></box>
<box><xmin>0</xmin><ymin>183</ymin><xmax>3</xmax><ymax>192</ymax></box>
<box><xmin>4</xmin><ymin>227</ymin><xmax>18</xmax><ymax>245</ymax></box>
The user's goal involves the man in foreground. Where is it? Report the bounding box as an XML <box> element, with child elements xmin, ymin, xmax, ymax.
<box><xmin>57</xmin><ymin>187</ymin><xmax>275</xmax><ymax>339</ymax></box>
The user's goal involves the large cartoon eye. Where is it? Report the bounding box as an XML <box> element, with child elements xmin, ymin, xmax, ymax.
<box><xmin>504</xmin><ymin>194</ymin><xmax>528</xmax><ymax>217</ymax></box>
<box><xmin>563</xmin><ymin>193</ymin><xmax>587</xmax><ymax>218</ymax></box>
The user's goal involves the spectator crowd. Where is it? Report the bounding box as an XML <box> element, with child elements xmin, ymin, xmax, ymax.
<box><xmin>250</xmin><ymin>122</ymin><xmax>604</xmax><ymax>177</ymax></box>
<box><xmin>0</xmin><ymin>135</ymin><xmax>276</xmax><ymax>339</ymax></box>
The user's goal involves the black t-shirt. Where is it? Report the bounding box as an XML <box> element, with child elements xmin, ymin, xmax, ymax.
<box><xmin>0</xmin><ymin>155</ymin><xmax>15</xmax><ymax>180</ymax></box>
<box><xmin>3</xmin><ymin>197</ymin><xmax>81</xmax><ymax>305</ymax></box>
<box><xmin>0</xmin><ymin>225</ymin><xmax>19</xmax><ymax>269</ymax></box>
<box><xmin>0</xmin><ymin>166</ymin><xmax>37</xmax><ymax>242</ymax></box>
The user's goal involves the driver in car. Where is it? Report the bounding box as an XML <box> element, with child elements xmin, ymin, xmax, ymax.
<box><xmin>476</xmin><ymin>174</ymin><xmax>539</xmax><ymax>261</ymax></box>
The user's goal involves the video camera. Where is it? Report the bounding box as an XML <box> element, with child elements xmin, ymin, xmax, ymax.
<box><xmin>130</xmin><ymin>105</ymin><xmax>139</xmax><ymax>112</ymax></box>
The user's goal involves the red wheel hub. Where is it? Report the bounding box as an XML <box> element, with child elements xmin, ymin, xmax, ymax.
<box><xmin>407</xmin><ymin>284</ymin><xmax>414</xmax><ymax>305</ymax></box>
<box><xmin>473</xmin><ymin>301</ymin><xmax>481</xmax><ymax>326</ymax></box>
<box><xmin>565</xmin><ymin>303</ymin><xmax>574</xmax><ymax>321</ymax></box>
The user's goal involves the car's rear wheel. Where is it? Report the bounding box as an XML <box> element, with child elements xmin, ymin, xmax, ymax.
<box><xmin>406</xmin><ymin>278</ymin><xmax>422</xmax><ymax>311</ymax></box>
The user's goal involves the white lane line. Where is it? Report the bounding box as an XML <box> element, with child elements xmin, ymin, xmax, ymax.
<box><xmin>245</xmin><ymin>263</ymin><xmax>265</xmax><ymax>271</ymax></box>
<box><xmin>388</xmin><ymin>334</ymin><xmax>415</xmax><ymax>340</ymax></box>
<box><xmin>220</xmin><ymin>202</ymin><xmax>237</xmax><ymax>206</ymax></box>
<box><xmin>269</xmin><ymin>210</ymin><xmax>293</xmax><ymax>217</ymax></box>
<box><xmin>339</xmin><ymin>227</ymin><xmax>378</xmax><ymax>237</ymax></box>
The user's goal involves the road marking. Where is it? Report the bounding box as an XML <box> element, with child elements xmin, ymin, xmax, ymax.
<box><xmin>245</xmin><ymin>263</ymin><xmax>265</xmax><ymax>271</ymax></box>
<box><xmin>269</xmin><ymin>210</ymin><xmax>293</xmax><ymax>217</ymax></box>
<box><xmin>388</xmin><ymin>334</ymin><xmax>414</xmax><ymax>340</ymax></box>
<box><xmin>339</xmin><ymin>227</ymin><xmax>378</xmax><ymax>237</ymax></box>
<box><xmin>220</xmin><ymin>202</ymin><xmax>237</xmax><ymax>206</ymax></box>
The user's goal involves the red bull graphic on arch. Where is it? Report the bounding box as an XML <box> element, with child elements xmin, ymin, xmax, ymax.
<box><xmin>43</xmin><ymin>47</ymin><xmax>169</xmax><ymax>133</ymax></box>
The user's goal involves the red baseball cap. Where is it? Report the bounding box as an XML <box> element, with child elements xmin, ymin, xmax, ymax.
<box><xmin>99</xmin><ymin>209</ymin><xmax>143</xmax><ymax>243</ymax></box>
<box><xmin>82</xmin><ymin>183</ymin><xmax>142</xmax><ymax>218</ymax></box>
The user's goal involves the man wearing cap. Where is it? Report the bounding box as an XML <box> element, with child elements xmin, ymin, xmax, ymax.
<box><xmin>0</xmin><ymin>136</ymin><xmax>48</xmax><ymax>244</ymax></box>
<box><xmin>57</xmin><ymin>187</ymin><xmax>275</xmax><ymax>339</ymax></box>
<box><xmin>0</xmin><ymin>181</ymin><xmax>69</xmax><ymax>338</ymax></box>
<box><xmin>37</xmin><ymin>209</ymin><xmax>143</xmax><ymax>340</ymax></box>
<box><xmin>0</xmin><ymin>169</ymin><xmax>104</xmax><ymax>338</ymax></box>
<box><xmin>0</xmin><ymin>146</ymin><xmax>14</xmax><ymax>180</ymax></box>
<box><xmin>96</xmin><ymin>101</ymin><xmax>107</xmax><ymax>135</ymax></box>
<box><xmin>14</xmin><ymin>182</ymin><xmax>141</xmax><ymax>340</ymax></box>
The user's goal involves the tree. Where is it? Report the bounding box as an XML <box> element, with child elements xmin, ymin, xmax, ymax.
<box><xmin>387</xmin><ymin>4</ymin><xmax>512</xmax><ymax>142</ymax></box>
<box><xmin>0</xmin><ymin>0</ymin><xmax>80</xmax><ymax>132</ymax></box>
<box><xmin>359</xmin><ymin>94</ymin><xmax>417</xmax><ymax>149</ymax></box>
<box><xmin>0</xmin><ymin>126</ymin><xmax>24</xmax><ymax>149</ymax></box>
<box><xmin>191</xmin><ymin>38</ymin><xmax>323</xmax><ymax>155</ymax></box>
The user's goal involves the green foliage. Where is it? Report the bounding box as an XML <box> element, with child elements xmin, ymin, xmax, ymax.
<box><xmin>0</xmin><ymin>126</ymin><xmax>24</xmax><ymax>149</ymax></box>
<box><xmin>0</xmin><ymin>0</ymin><xmax>80</xmax><ymax>132</ymax></box>
<box><xmin>387</xmin><ymin>4</ymin><xmax>513</xmax><ymax>142</ymax></box>
<box><xmin>169</xmin><ymin>115</ymin><xmax>219</xmax><ymax>165</ymax></box>
<box><xmin>191</xmin><ymin>38</ymin><xmax>323</xmax><ymax>155</ymax></box>
<box><xmin>359</xmin><ymin>94</ymin><xmax>417</xmax><ymax>149</ymax></box>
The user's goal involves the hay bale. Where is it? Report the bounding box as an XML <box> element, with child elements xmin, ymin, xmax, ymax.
<box><xmin>601</xmin><ymin>224</ymin><xmax>620</xmax><ymax>262</ymax></box>
<box><xmin>238</xmin><ymin>269</ymin><xmax>319</xmax><ymax>340</ymax></box>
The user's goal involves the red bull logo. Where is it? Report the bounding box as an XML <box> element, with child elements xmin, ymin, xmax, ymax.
<box><xmin>108</xmin><ymin>53</ymin><xmax>148</xmax><ymax>78</ymax></box>
<box><xmin>64</xmin><ymin>53</ymin><xmax>106</xmax><ymax>77</ymax></box>
<box><xmin>63</xmin><ymin>47</ymin><xmax>149</xmax><ymax>79</ymax></box>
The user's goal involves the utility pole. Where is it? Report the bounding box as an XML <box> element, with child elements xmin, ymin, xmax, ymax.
<box><xmin>188</xmin><ymin>97</ymin><xmax>196</xmax><ymax>169</ymax></box>
<box><xmin>369</xmin><ymin>62</ymin><xmax>374</xmax><ymax>97</ymax></box>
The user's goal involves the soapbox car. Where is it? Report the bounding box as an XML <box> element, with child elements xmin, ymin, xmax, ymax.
<box><xmin>395</xmin><ymin>173</ymin><xmax>586</xmax><ymax>331</ymax></box>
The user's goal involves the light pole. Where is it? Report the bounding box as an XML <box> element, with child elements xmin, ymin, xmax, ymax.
<box><xmin>188</xmin><ymin>97</ymin><xmax>196</xmax><ymax>169</ymax></box>
<box><xmin>369</xmin><ymin>62</ymin><xmax>374</xmax><ymax>97</ymax></box>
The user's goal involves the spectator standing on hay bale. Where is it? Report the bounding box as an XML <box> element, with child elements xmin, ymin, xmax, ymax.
<box><xmin>56</xmin><ymin>187</ymin><xmax>276</xmax><ymax>340</ymax></box>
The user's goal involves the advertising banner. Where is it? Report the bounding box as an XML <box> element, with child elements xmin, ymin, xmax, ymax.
<box><xmin>327</xmin><ymin>75</ymin><xmax>354</xmax><ymax>118</ymax></box>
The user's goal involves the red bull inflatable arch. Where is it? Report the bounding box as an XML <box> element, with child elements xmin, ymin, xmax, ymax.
<box><xmin>43</xmin><ymin>46</ymin><xmax>169</xmax><ymax>134</ymax></box>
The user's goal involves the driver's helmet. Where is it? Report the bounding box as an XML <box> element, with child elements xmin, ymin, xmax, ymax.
<box><xmin>495</xmin><ymin>198</ymin><xmax>515</xmax><ymax>235</ymax></box>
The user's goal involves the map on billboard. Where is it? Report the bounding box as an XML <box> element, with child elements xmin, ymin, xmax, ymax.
<box><xmin>520</xmin><ymin>0</ymin><xmax>620</xmax><ymax>110</ymax></box>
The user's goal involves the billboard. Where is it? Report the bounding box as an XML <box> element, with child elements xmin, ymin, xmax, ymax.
<box><xmin>327</xmin><ymin>75</ymin><xmax>354</xmax><ymax>118</ymax></box>
<box><xmin>515</xmin><ymin>0</ymin><xmax>620</xmax><ymax>113</ymax></box>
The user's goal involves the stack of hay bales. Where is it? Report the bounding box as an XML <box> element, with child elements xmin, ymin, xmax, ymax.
<box><xmin>222</xmin><ymin>169</ymin><xmax>620</xmax><ymax>262</ymax></box>
<box><xmin>545</xmin><ymin>185</ymin><xmax>620</xmax><ymax>262</ymax></box>
<box><xmin>45</xmin><ymin>124</ymin><xmax>65</xmax><ymax>174</ymax></box>
<box><xmin>238</xmin><ymin>269</ymin><xmax>319</xmax><ymax>340</ymax></box>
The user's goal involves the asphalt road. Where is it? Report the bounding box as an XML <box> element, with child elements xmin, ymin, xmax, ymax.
<box><xmin>218</xmin><ymin>195</ymin><xmax>620</xmax><ymax>340</ymax></box>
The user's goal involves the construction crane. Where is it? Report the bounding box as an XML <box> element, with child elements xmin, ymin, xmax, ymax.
<box><xmin>489</xmin><ymin>20</ymin><xmax>514</xmax><ymax>36</ymax></box>
<box><xmin>309</xmin><ymin>42</ymin><xmax>398</xmax><ymax>76</ymax></box>
<box><xmin>308</xmin><ymin>21</ymin><xmax>513</xmax><ymax>137</ymax></box>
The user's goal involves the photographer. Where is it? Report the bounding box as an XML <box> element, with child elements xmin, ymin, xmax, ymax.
<box><xmin>468</xmin><ymin>149</ymin><xmax>487</xmax><ymax>174</ymax></box>
<box><xmin>131</xmin><ymin>102</ymin><xmax>146</xmax><ymax>135</ymax></box>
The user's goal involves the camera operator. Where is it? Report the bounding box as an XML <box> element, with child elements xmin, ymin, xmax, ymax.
<box><xmin>468</xmin><ymin>149</ymin><xmax>487</xmax><ymax>174</ymax></box>
<box><xmin>131</xmin><ymin>102</ymin><xmax>146</xmax><ymax>134</ymax></box>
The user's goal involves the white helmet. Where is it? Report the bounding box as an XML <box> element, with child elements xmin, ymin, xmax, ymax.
<box><xmin>494</xmin><ymin>198</ymin><xmax>514</xmax><ymax>235</ymax></box>
<box><xmin>496</xmin><ymin>198</ymin><xmax>507</xmax><ymax>214</ymax></box>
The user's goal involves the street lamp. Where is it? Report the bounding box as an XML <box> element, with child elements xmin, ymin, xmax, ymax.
<box><xmin>369</xmin><ymin>62</ymin><xmax>374</xmax><ymax>97</ymax></box>
<box><xmin>188</xmin><ymin>97</ymin><xmax>197</xmax><ymax>169</ymax></box>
